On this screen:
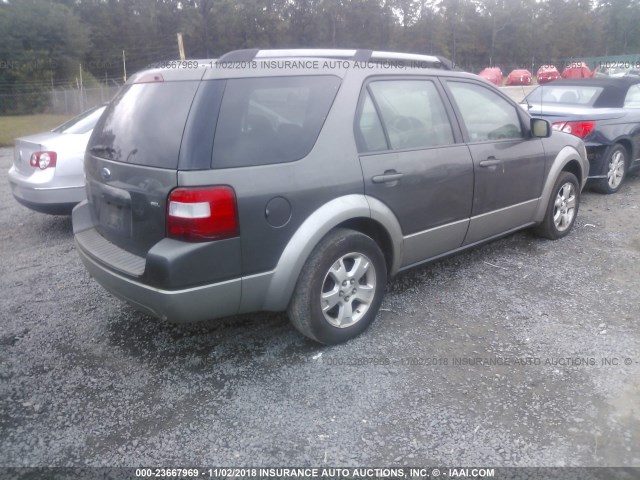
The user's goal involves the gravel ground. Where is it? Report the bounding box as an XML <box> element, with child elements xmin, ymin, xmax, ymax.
<box><xmin>0</xmin><ymin>146</ymin><xmax>639</xmax><ymax>469</ymax></box>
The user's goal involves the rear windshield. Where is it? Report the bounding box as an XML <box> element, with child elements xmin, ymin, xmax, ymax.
<box><xmin>212</xmin><ymin>76</ymin><xmax>341</xmax><ymax>168</ymax></box>
<box><xmin>527</xmin><ymin>85</ymin><xmax>603</xmax><ymax>106</ymax></box>
<box><xmin>53</xmin><ymin>105</ymin><xmax>106</xmax><ymax>134</ymax></box>
<box><xmin>88</xmin><ymin>81</ymin><xmax>199</xmax><ymax>168</ymax></box>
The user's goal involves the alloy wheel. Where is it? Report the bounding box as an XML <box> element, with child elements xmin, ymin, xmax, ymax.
<box><xmin>553</xmin><ymin>182</ymin><xmax>577</xmax><ymax>232</ymax></box>
<box><xmin>607</xmin><ymin>150</ymin><xmax>626</xmax><ymax>190</ymax></box>
<box><xmin>320</xmin><ymin>252</ymin><xmax>376</xmax><ymax>328</ymax></box>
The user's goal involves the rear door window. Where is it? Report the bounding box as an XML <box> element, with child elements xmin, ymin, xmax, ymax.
<box><xmin>365</xmin><ymin>80</ymin><xmax>455</xmax><ymax>151</ymax></box>
<box><xmin>211</xmin><ymin>76</ymin><xmax>341</xmax><ymax>168</ymax></box>
<box><xmin>88</xmin><ymin>81</ymin><xmax>199</xmax><ymax>169</ymax></box>
<box><xmin>356</xmin><ymin>92</ymin><xmax>388</xmax><ymax>152</ymax></box>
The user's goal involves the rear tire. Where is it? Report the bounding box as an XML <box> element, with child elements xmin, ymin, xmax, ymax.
<box><xmin>595</xmin><ymin>144</ymin><xmax>628</xmax><ymax>194</ymax></box>
<box><xmin>287</xmin><ymin>228</ymin><xmax>387</xmax><ymax>345</ymax></box>
<box><xmin>534</xmin><ymin>171</ymin><xmax>580</xmax><ymax>240</ymax></box>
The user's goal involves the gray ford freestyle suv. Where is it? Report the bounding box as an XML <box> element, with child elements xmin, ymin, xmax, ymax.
<box><xmin>73</xmin><ymin>48</ymin><xmax>589</xmax><ymax>344</ymax></box>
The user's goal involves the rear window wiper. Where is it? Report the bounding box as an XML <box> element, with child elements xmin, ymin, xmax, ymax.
<box><xmin>88</xmin><ymin>145</ymin><xmax>117</xmax><ymax>158</ymax></box>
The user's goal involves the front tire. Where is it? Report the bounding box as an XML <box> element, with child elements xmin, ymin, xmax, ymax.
<box><xmin>287</xmin><ymin>228</ymin><xmax>387</xmax><ymax>345</ymax></box>
<box><xmin>595</xmin><ymin>144</ymin><xmax>628</xmax><ymax>194</ymax></box>
<box><xmin>534</xmin><ymin>171</ymin><xmax>580</xmax><ymax>240</ymax></box>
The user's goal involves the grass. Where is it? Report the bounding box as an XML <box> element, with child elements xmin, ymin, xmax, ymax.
<box><xmin>0</xmin><ymin>114</ymin><xmax>74</xmax><ymax>147</ymax></box>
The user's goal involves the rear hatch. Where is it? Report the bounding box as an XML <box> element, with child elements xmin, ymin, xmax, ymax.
<box><xmin>85</xmin><ymin>78</ymin><xmax>200</xmax><ymax>257</ymax></box>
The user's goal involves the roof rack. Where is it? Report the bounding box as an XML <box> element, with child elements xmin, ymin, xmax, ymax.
<box><xmin>217</xmin><ymin>48</ymin><xmax>452</xmax><ymax>70</ymax></box>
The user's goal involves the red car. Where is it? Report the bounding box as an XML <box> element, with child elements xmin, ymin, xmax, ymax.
<box><xmin>506</xmin><ymin>69</ymin><xmax>532</xmax><ymax>86</ymax></box>
<box><xmin>536</xmin><ymin>65</ymin><xmax>561</xmax><ymax>84</ymax></box>
<box><xmin>562</xmin><ymin>62</ymin><xmax>593</xmax><ymax>79</ymax></box>
<box><xmin>478</xmin><ymin>67</ymin><xmax>503</xmax><ymax>86</ymax></box>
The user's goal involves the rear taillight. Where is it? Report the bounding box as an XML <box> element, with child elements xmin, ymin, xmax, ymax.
<box><xmin>552</xmin><ymin>121</ymin><xmax>595</xmax><ymax>138</ymax></box>
<box><xmin>29</xmin><ymin>151</ymin><xmax>57</xmax><ymax>169</ymax></box>
<box><xmin>167</xmin><ymin>186</ymin><xmax>239</xmax><ymax>242</ymax></box>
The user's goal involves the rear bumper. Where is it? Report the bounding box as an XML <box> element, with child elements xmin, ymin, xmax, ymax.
<box><xmin>8</xmin><ymin>166</ymin><xmax>84</xmax><ymax>214</ymax></box>
<box><xmin>72</xmin><ymin>200</ymin><xmax>243</xmax><ymax>323</ymax></box>
<box><xmin>75</xmin><ymin>236</ymin><xmax>242</xmax><ymax>323</ymax></box>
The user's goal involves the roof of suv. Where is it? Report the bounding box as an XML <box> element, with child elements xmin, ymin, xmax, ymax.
<box><xmin>218</xmin><ymin>48</ymin><xmax>454</xmax><ymax>69</ymax></box>
<box><xmin>131</xmin><ymin>48</ymin><xmax>459</xmax><ymax>84</ymax></box>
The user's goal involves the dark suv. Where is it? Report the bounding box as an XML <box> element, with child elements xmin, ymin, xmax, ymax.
<box><xmin>73</xmin><ymin>49</ymin><xmax>589</xmax><ymax>344</ymax></box>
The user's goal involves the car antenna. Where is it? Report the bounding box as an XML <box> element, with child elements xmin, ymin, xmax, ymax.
<box><xmin>521</xmin><ymin>85</ymin><xmax>532</xmax><ymax>110</ymax></box>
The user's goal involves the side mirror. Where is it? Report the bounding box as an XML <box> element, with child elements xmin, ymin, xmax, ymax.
<box><xmin>531</xmin><ymin>118</ymin><xmax>551</xmax><ymax>138</ymax></box>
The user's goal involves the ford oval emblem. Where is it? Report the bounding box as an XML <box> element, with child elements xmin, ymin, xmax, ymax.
<box><xmin>100</xmin><ymin>167</ymin><xmax>111</xmax><ymax>180</ymax></box>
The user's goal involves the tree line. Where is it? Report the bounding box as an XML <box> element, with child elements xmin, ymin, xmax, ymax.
<box><xmin>1</xmin><ymin>0</ymin><xmax>640</xmax><ymax>113</ymax></box>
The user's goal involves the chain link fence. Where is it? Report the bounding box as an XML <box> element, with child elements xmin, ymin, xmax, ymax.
<box><xmin>0</xmin><ymin>85</ymin><xmax>120</xmax><ymax>116</ymax></box>
<box><xmin>50</xmin><ymin>85</ymin><xmax>120</xmax><ymax>115</ymax></box>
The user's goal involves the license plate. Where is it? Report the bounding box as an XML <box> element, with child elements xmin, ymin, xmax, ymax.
<box><xmin>100</xmin><ymin>202</ymin><xmax>131</xmax><ymax>236</ymax></box>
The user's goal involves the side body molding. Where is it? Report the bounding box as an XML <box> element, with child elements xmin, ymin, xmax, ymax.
<box><xmin>256</xmin><ymin>194</ymin><xmax>403</xmax><ymax>312</ymax></box>
<box><xmin>533</xmin><ymin>146</ymin><xmax>589</xmax><ymax>224</ymax></box>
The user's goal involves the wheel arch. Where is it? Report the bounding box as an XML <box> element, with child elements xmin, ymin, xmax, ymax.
<box><xmin>261</xmin><ymin>194</ymin><xmax>403</xmax><ymax>311</ymax></box>
<box><xmin>335</xmin><ymin>217</ymin><xmax>395</xmax><ymax>275</ymax></box>
<box><xmin>561</xmin><ymin>159</ymin><xmax>584</xmax><ymax>186</ymax></box>
<box><xmin>613</xmin><ymin>138</ymin><xmax>633</xmax><ymax>162</ymax></box>
<box><xmin>591</xmin><ymin>141</ymin><xmax>631</xmax><ymax>193</ymax></box>
<box><xmin>533</xmin><ymin>146</ymin><xmax>588</xmax><ymax>224</ymax></box>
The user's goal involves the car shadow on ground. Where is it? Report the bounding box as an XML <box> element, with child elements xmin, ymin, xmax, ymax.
<box><xmin>100</xmin><ymin>220</ymin><xmax>555</xmax><ymax>372</ymax></box>
<box><xmin>85</xmin><ymin>173</ymin><xmax>640</xmax><ymax>378</ymax></box>
<box><xmin>386</xmin><ymin>229</ymin><xmax>544</xmax><ymax>295</ymax></box>
<box><xmin>104</xmin><ymin>304</ymin><xmax>321</xmax><ymax>373</ymax></box>
<box><xmin>623</xmin><ymin>170</ymin><xmax>640</xmax><ymax>186</ymax></box>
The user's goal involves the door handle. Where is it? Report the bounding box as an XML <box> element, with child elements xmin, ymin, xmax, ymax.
<box><xmin>372</xmin><ymin>171</ymin><xmax>404</xmax><ymax>184</ymax></box>
<box><xmin>479</xmin><ymin>158</ymin><xmax>501</xmax><ymax>168</ymax></box>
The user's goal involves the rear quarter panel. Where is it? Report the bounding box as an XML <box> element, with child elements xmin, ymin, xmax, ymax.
<box><xmin>590</xmin><ymin>110</ymin><xmax>640</xmax><ymax>161</ymax></box>
<box><xmin>178</xmin><ymin>71</ymin><xmax>365</xmax><ymax>277</ymax></box>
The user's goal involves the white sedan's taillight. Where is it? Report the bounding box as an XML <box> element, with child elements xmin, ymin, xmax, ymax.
<box><xmin>29</xmin><ymin>151</ymin><xmax>57</xmax><ymax>169</ymax></box>
<box><xmin>167</xmin><ymin>186</ymin><xmax>239</xmax><ymax>242</ymax></box>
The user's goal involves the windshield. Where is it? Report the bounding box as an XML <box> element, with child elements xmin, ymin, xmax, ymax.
<box><xmin>526</xmin><ymin>85</ymin><xmax>603</xmax><ymax>106</ymax></box>
<box><xmin>52</xmin><ymin>105</ymin><xmax>106</xmax><ymax>134</ymax></box>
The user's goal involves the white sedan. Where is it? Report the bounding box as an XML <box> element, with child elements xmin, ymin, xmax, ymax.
<box><xmin>8</xmin><ymin>105</ymin><xmax>106</xmax><ymax>215</ymax></box>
